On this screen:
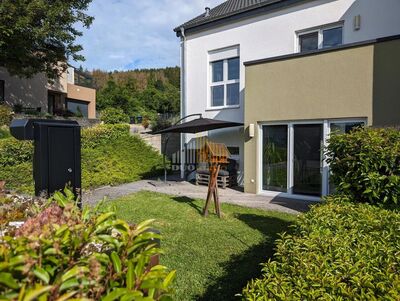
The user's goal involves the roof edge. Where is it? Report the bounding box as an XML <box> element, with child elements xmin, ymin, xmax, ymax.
<box><xmin>244</xmin><ymin>34</ymin><xmax>400</xmax><ymax>66</ymax></box>
<box><xmin>174</xmin><ymin>0</ymin><xmax>313</xmax><ymax>36</ymax></box>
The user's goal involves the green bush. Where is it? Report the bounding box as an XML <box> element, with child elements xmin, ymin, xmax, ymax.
<box><xmin>326</xmin><ymin>127</ymin><xmax>400</xmax><ymax>206</ymax></box>
<box><xmin>0</xmin><ymin>138</ymin><xmax>33</xmax><ymax>167</ymax></box>
<box><xmin>0</xmin><ymin>124</ymin><xmax>163</xmax><ymax>193</ymax></box>
<box><xmin>0</xmin><ymin>189</ymin><xmax>175</xmax><ymax>300</ymax></box>
<box><xmin>81</xmin><ymin>124</ymin><xmax>130</xmax><ymax>148</ymax></box>
<box><xmin>151</xmin><ymin>116</ymin><xmax>173</xmax><ymax>133</ymax></box>
<box><xmin>101</xmin><ymin>107</ymin><xmax>129</xmax><ymax>124</ymax></box>
<box><xmin>0</xmin><ymin>127</ymin><xmax>11</xmax><ymax>139</ymax></box>
<box><xmin>0</xmin><ymin>105</ymin><xmax>13</xmax><ymax>126</ymax></box>
<box><xmin>242</xmin><ymin>197</ymin><xmax>400</xmax><ymax>300</ymax></box>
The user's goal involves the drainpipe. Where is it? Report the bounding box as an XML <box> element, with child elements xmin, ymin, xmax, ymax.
<box><xmin>180</xmin><ymin>27</ymin><xmax>186</xmax><ymax>179</ymax></box>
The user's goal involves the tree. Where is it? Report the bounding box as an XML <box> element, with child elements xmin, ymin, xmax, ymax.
<box><xmin>0</xmin><ymin>0</ymin><xmax>93</xmax><ymax>80</ymax></box>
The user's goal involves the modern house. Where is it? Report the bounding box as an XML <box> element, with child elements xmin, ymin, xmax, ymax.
<box><xmin>175</xmin><ymin>0</ymin><xmax>400</xmax><ymax>200</ymax></box>
<box><xmin>0</xmin><ymin>66</ymin><xmax>96</xmax><ymax>119</ymax></box>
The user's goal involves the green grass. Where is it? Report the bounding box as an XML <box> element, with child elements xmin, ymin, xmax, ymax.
<box><xmin>110</xmin><ymin>191</ymin><xmax>296</xmax><ymax>301</ymax></box>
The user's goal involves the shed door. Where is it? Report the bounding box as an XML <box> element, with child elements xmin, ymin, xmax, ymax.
<box><xmin>48</xmin><ymin>127</ymin><xmax>76</xmax><ymax>192</ymax></box>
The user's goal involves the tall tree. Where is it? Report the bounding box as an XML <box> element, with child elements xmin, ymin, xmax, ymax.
<box><xmin>0</xmin><ymin>0</ymin><xmax>93</xmax><ymax>80</ymax></box>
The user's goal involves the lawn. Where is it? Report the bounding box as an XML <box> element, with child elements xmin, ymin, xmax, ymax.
<box><xmin>110</xmin><ymin>191</ymin><xmax>297</xmax><ymax>301</ymax></box>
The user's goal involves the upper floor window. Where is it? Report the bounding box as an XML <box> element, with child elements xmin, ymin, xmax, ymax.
<box><xmin>298</xmin><ymin>25</ymin><xmax>343</xmax><ymax>53</ymax></box>
<box><xmin>0</xmin><ymin>80</ymin><xmax>4</xmax><ymax>102</ymax></box>
<box><xmin>210</xmin><ymin>56</ymin><xmax>240</xmax><ymax>107</ymax></box>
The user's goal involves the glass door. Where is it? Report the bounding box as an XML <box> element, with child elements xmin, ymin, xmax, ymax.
<box><xmin>293</xmin><ymin>124</ymin><xmax>323</xmax><ymax>196</ymax></box>
<box><xmin>262</xmin><ymin>125</ymin><xmax>288</xmax><ymax>192</ymax></box>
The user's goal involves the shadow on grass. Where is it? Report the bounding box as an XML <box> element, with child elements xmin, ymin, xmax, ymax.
<box><xmin>196</xmin><ymin>214</ymin><xmax>293</xmax><ymax>301</ymax></box>
<box><xmin>171</xmin><ymin>196</ymin><xmax>204</xmax><ymax>214</ymax></box>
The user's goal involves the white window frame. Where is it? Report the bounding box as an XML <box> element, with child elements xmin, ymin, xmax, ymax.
<box><xmin>208</xmin><ymin>56</ymin><xmax>240</xmax><ymax>109</ymax></box>
<box><xmin>296</xmin><ymin>23</ymin><xmax>344</xmax><ymax>53</ymax></box>
<box><xmin>257</xmin><ymin>118</ymin><xmax>367</xmax><ymax>201</ymax></box>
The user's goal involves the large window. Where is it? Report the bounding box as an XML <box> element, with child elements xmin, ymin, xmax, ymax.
<box><xmin>261</xmin><ymin>119</ymin><xmax>366</xmax><ymax>198</ymax></box>
<box><xmin>210</xmin><ymin>57</ymin><xmax>240</xmax><ymax>107</ymax></box>
<box><xmin>0</xmin><ymin>80</ymin><xmax>4</xmax><ymax>102</ymax></box>
<box><xmin>66</xmin><ymin>99</ymin><xmax>89</xmax><ymax>118</ymax></box>
<box><xmin>298</xmin><ymin>25</ymin><xmax>343</xmax><ymax>53</ymax></box>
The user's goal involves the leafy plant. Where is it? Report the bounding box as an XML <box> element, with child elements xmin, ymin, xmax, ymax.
<box><xmin>101</xmin><ymin>107</ymin><xmax>130</xmax><ymax>124</ymax></box>
<box><xmin>0</xmin><ymin>189</ymin><xmax>175</xmax><ymax>300</ymax></box>
<box><xmin>0</xmin><ymin>138</ymin><xmax>33</xmax><ymax>167</ymax></box>
<box><xmin>81</xmin><ymin>124</ymin><xmax>130</xmax><ymax>148</ymax></box>
<box><xmin>151</xmin><ymin>117</ymin><xmax>173</xmax><ymax>133</ymax></box>
<box><xmin>0</xmin><ymin>105</ymin><xmax>13</xmax><ymax>126</ymax></box>
<box><xmin>326</xmin><ymin>127</ymin><xmax>400</xmax><ymax>206</ymax></box>
<box><xmin>242</xmin><ymin>197</ymin><xmax>400</xmax><ymax>300</ymax></box>
<box><xmin>0</xmin><ymin>127</ymin><xmax>11</xmax><ymax>139</ymax></box>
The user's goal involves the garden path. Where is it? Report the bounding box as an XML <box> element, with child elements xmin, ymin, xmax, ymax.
<box><xmin>83</xmin><ymin>178</ymin><xmax>315</xmax><ymax>214</ymax></box>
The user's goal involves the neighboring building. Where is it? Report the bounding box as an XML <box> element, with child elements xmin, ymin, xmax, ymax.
<box><xmin>0</xmin><ymin>66</ymin><xmax>96</xmax><ymax>119</ymax></box>
<box><xmin>175</xmin><ymin>0</ymin><xmax>400</xmax><ymax>199</ymax></box>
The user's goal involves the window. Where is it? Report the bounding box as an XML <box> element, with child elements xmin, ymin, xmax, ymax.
<box><xmin>0</xmin><ymin>80</ymin><xmax>4</xmax><ymax>102</ymax></box>
<box><xmin>66</xmin><ymin>99</ymin><xmax>89</xmax><ymax>118</ymax></box>
<box><xmin>210</xmin><ymin>57</ymin><xmax>240</xmax><ymax>107</ymax></box>
<box><xmin>298</xmin><ymin>25</ymin><xmax>343</xmax><ymax>53</ymax></box>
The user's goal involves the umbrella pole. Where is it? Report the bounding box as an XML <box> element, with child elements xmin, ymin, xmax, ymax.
<box><xmin>162</xmin><ymin>135</ymin><xmax>170</xmax><ymax>184</ymax></box>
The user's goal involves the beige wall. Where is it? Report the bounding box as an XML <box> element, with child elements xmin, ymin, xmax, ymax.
<box><xmin>47</xmin><ymin>70</ymin><xmax>68</xmax><ymax>94</ymax></box>
<box><xmin>67</xmin><ymin>84</ymin><xmax>96</xmax><ymax>119</ymax></box>
<box><xmin>0</xmin><ymin>67</ymin><xmax>48</xmax><ymax>111</ymax></box>
<box><xmin>244</xmin><ymin>41</ymin><xmax>399</xmax><ymax>193</ymax></box>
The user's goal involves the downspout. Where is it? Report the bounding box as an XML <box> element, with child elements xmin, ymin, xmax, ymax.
<box><xmin>180</xmin><ymin>27</ymin><xmax>186</xmax><ymax>179</ymax></box>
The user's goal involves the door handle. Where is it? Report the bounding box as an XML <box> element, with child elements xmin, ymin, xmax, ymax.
<box><xmin>67</xmin><ymin>168</ymin><xmax>73</xmax><ymax>173</ymax></box>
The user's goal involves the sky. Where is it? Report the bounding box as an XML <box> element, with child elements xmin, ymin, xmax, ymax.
<box><xmin>74</xmin><ymin>0</ymin><xmax>224</xmax><ymax>71</ymax></box>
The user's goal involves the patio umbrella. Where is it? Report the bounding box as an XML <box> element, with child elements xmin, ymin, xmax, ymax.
<box><xmin>153</xmin><ymin>114</ymin><xmax>243</xmax><ymax>183</ymax></box>
<box><xmin>153</xmin><ymin>116</ymin><xmax>243</xmax><ymax>134</ymax></box>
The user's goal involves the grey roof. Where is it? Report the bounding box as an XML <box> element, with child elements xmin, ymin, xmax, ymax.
<box><xmin>174</xmin><ymin>0</ymin><xmax>311</xmax><ymax>35</ymax></box>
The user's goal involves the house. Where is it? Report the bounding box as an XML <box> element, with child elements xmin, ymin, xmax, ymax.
<box><xmin>174</xmin><ymin>0</ymin><xmax>400</xmax><ymax>200</ymax></box>
<box><xmin>0</xmin><ymin>66</ymin><xmax>96</xmax><ymax>119</ymax></box>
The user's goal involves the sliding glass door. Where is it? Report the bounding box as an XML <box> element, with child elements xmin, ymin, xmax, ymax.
<box><xmin>293</xmin><ymin>124</ymin><xmax>323</xmax><ymax>196</ymax></box>
<box><xmin>261</xmin><ymin>119</ymin><xmax>366</xmax><ymax>198</ymax></box>
<box><xmin>262</xmin><ymin>125</ymin><xmax>288</xmax><ymax>192</ymax></box>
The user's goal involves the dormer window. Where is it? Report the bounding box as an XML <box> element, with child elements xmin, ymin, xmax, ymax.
<box><xmin>298</xmin><ymin>24</ymin><xmax>343</xmax><ymax>53</ymax></box>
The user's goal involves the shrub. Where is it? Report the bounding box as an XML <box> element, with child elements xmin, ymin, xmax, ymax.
<box><xmin>81</xmin><ymin>124</ymin><xmax>130</xmax><ymax>148</ymax></box>
<box><xmin>151</xmin><ymin>116</ymin><xmax>173</xmax><ymax>133</ymax></box>
<box><xmin>0</xmin><ymin>105</ymin><xmax>13</xmax><ymax>126</ymax></box>
<box><xmin>101</xmin><ymin>107</ymin><xmax>129</xmax><ymax>124</ymax></box>
<box><xmin>0</xmin><ymin>138</ymin><xmax>33</xmax><ymax>167</ymax></box>
<box><xmin>0</xmin><ymin>127</ymin><xmax>11</xmax><ymax>139</ymax></box>
<box><xmin>0</xmin><ymin>189</ymin><xmax>175</xmax><ymax>300</ymax></box>
<box><xmin>142</xmin><ymin>117</ymin><xmax>150</xmax><ymax>130</ymax></box>
<box><xmin>242</xmin><ymin>197</ymin><xmax>400</xmax><ymax>300</ymax></box>
<box><xmin>326</xmin><ymin>127</ymin><xmax>400</xmax><ymax>206</ymax></box>
<box><xmin>0</xmin><ymin>124</ymin><xmax>163</xmax><ymax>193</ymax></box>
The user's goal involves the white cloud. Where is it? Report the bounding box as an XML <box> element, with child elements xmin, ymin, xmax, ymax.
<box><xmin>73</xmin><ymin>0</ymin><xmax>224</xmax><ymax>71</ymax></box>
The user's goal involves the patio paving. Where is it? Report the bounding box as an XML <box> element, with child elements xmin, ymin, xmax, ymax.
<box><xmin>83</xmin><ymin>178</ymin><xmax>317</xmax><ymax>214</ymax></box>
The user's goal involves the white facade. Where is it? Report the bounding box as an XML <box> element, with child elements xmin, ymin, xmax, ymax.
<box><xmin>180</xmin><ymin>0</ymin><xmax>400</xmax><ymax>184</ymax></box>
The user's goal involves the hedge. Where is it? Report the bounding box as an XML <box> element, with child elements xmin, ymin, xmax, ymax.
<box><xmin>326</xmin><ymin>127</ymin><xmax>400</xmax><ymax>206</ymax></box>
<box><xmin>242</xmin><ymin>197</ymin><xmax>400</xmax><ymax>300</ymax></box>
<box><xmin>100</xmin><ymin>107</ymin><xmax>130</xmax><ymax>124</ymax></box>
<box><xmin>81</xmin><ymin>123</ymin><xmax>130</xmax><ymax>148</ymax></box>
<box><xmin>0</xmin><ymin>124</ymin><xmax>163</xmax><ymax>193</ymax></box>
<box><xmin>0</xmin><ymin>105</ymin><xmax>13</xmax><ymax>126</ymax></box>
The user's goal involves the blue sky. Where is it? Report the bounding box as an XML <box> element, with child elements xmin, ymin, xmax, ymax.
<box><xmin>74</xmin><ymin>0</ymin><xmax>224</xmax><ymax>71</ymax></box>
